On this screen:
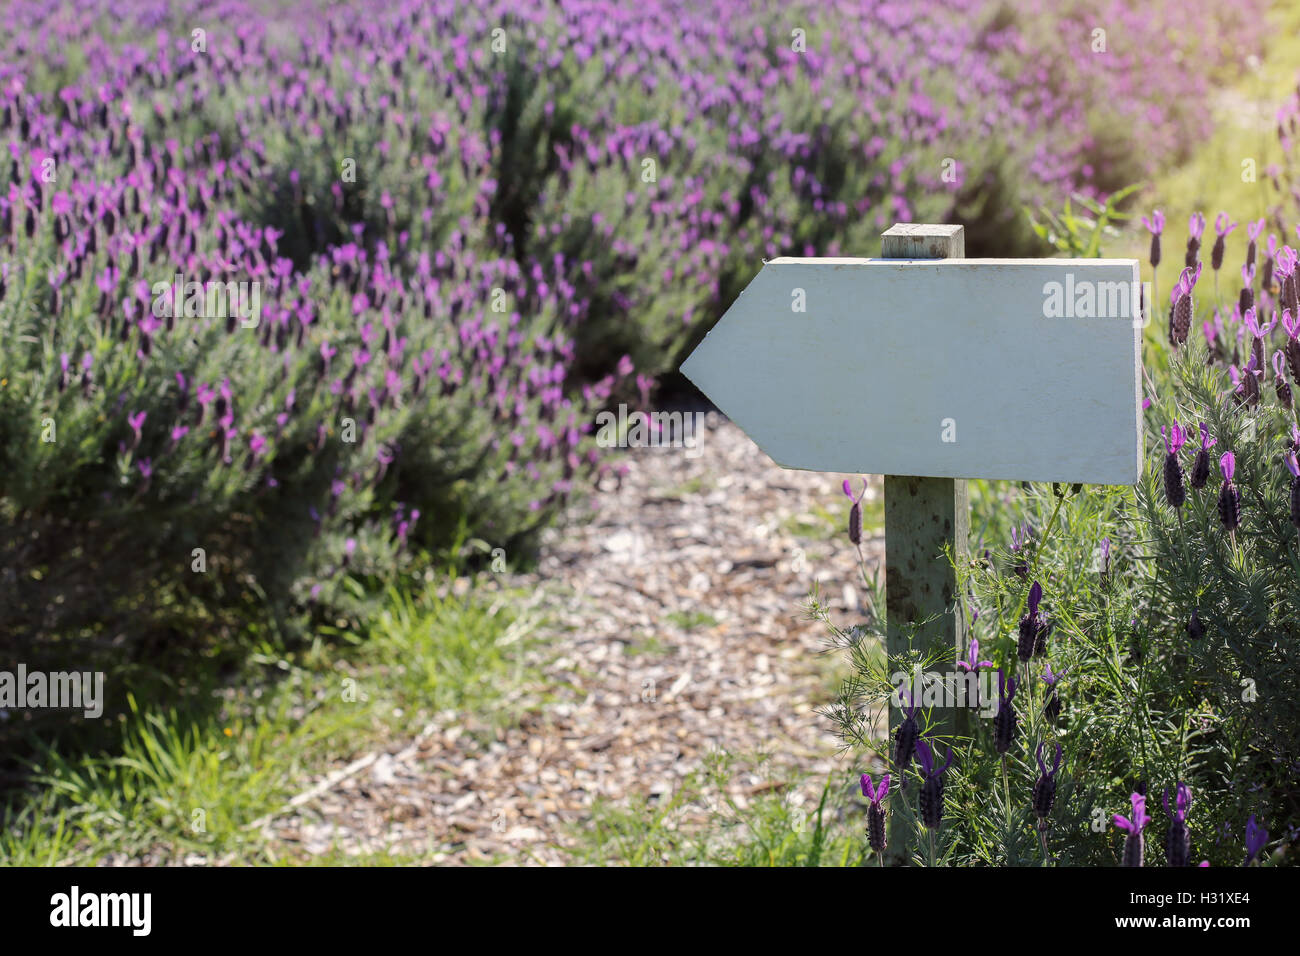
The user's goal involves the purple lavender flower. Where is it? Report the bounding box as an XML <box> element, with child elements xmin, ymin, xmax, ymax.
<box><xmin>893</xmin><ymin>690</ymin><xmax>920</xmax><ymax>776</ymax></box>
<box><xmin>1273</xmin><ymin>351</ymin><xmax>1293</xmax><ymax>408</ymax></box>
<box><xmin>1169</xmin><ymin>263</ymin><xmax>1202</xmax><ymax>347</ymax></box>
<box><xmin>1281</xmin><ymin>309</ymin><xmax>1300</xmax><ymax>386</ymax></box>
<box><xmin>913</xmin><ymin>738</ymin><xmax>954</xmax><ymax>830</ymax></box>
<box><xmin>1042</xmin><ymin>662</ymin><xmax>1066</xmax><ymax>721</ymax></box>
<box><xmin>861</xmin><ymin>773</ymin><xmax>890</xmax><ymax>852</ymax></box>
<box><xmin>1229</xmin><ymin>353</ymin><xmax>1263</xmax><ymax>408</ymax></box>
<box><xmin>126</xmin><ymin>410</ymin><xmax>147</xmax><ymax>450</ymax></box>
<box><xmin>1211</xmin><ymin>213</ymin><xmax>1237</xmax><ymax>271</ymax></box>
<box><xmin>1246</xmin><ymin>218</ymin><xmax>1265</xmax><ymax>270</ymax></box>
<box><xmin>1239</xmin><ymin>264</ymin><xmax>1257</xmax><ymax>320</ymax></box>
<box><xmin>1170</xmin><ymin>424</ymin><xmax>1190</xmax><ymax>512</ymax></box>
<box><xmin>1285</xmin><ymin>453</ymin><xmax>1300</xmax><ymax>529</ymax></box>
<box><xmin>1163</xmin><ymin>782</ymin><xmax>1192</xmax><ymax>866</ymax></box>
<box><xmin>1280</xmin><ymin>246</ymin><xmax>1300</xmax><ymax>319</ymax></box>
<box><xmin>1244</xmin><ymin>815</ymin><xmax>1269</xmax><ymax>865</ymax></box>
<box><xmin>994</xmin><ymin>668</ymin><xmax>1018</xmax><ymax>754</ymax></box>
<box><xmin>1141</xmin><ymin>210</ymin><xmax>1165</xmax><ymax>268</ymax></box>
<box><xmin>1032</xmin><ymin>742</ymin><xmax>1063</xmax><ymax>820</ymax></box>
<box><xmin>1017</xmin><ymin>580</ymin><xmax>1050</xmax><ymax>660</ymax></box>
<box><xmin>1010</xmin><ymin>522</ymin><xmax>1032</xmax><ymax>578</ymax></box>
<box><xmin>1190</xmin><ymin>423</ymin><xmax>1216</xmax><ymax>490</ymax></box>
<box><xmin>956</xmin><ymin>637</ymin><xmax>994</xmax><ymax>709</ymax></box>
<box><xmin>1114</xmin><ymin>793</ymin><xmax>1151</xmax><ymax>867</ymax></box>
<box><xmin>956</xmin><ymin>637</ymin><xmax>994</xmax><ymax>675</ymax></box>
<box><xmin>1218</xmin><ymin>452</ymin><xmax>1241</xmax><ymax>532</ymax></box>
<box><xmin>1186</xmin><ymin>212</ymin><xmax>1206</xmax><ymax>268</ymax></box>
<box><xmin>842</xmin><ymin>477</ymin><xmax>866</xmax><ymax>546</ymax></box>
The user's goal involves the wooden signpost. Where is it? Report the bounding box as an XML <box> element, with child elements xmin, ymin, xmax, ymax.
<box><xmin>680</xmin><ymin>223</ymin><xmax>1142</xmax><ymax>863</ymax></box>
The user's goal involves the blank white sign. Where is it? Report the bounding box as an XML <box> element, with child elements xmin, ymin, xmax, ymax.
<box><xmin>680</xmin><ymin>258</ymin><xmax>1143</xmax><ymax>484</ymax></box>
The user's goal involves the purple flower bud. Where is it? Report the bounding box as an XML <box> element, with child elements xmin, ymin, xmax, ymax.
<box><xmin>994</xmin><ymin>669</ymin><xmax>1018</xmax><ymax>754</ymax></box>
<box><xmin>1163</xmin><ymin>783</ymin><xmax>1192</xmax><ymax>867</ymax></box>
<box><xmin>1162</xmin><ymin>423</ymin><xmax>1188</xmax><ymax>507</ymax></box>
<box><xmin>1211</xmin><ymin>213</ymin><xmax>1237</xmax><ymax>271</ymax></box>
<box><xmin>1218</xmin><ymin>452</ymin><xmax>1241</xmax><ymax>531</ymax></box>
<box><xmin>1114</xmin><ymin>793</ymin><xmax>1151</xmax><ymax>866</ymax></box>
<box><xmin>1274</xmin><ymin>351</ymin><xmax>1292</xmax><ymax>408</ymax></box>
<box><xmin>860</xmin><ymin>773</ymin><xmax>889</xmax><ymax>851</ymax></box>
<box><xmin>893</xmin><ymin>691</ymin><xmax>920</xmax><ymax>776</ymax></box>
<box><xmin>1186</xmin><ymin>212</ymin><xmax>1205</xmax><ymax>268</ymax></box>
<box><xmin>1018</xmin><ymin>581</ymin><xmax>1051</xmax><ymax>660</ymax></box>
<box><xmin>1032</xmin><ymin>742</ymin><xmax>1062</xmax><ymax>819</ymax></box>
<box><xmin>127</xmin><ymin>410</ymin><xmax>146</xmax><ymax>449</ymax></box>
<box><xmin>1286</xmin><ymin>454</ymin><xmax>1300</xmax><ymax>529</ymax></box>
<box><xmin>1141</xmin><ymin>211</ymin><xmax>1165</xmax><ymax>268</ymax></box>
<box><xmin>914</xmin><ymin>738</ymin><xmax>953</xmax><ymax>831</ymax></box>
<box><xmin>1245</xmin><ymin>815</ymin><xmax>1268</xmax><ymax>865</ymax></box>
<box><xmin>842</xmin><ymin>478</ymin><xmax>866</xmax><ymax>544</ymax></box>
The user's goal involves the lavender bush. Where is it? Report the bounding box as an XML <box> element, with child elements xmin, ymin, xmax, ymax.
<box><xmin>0</xmin><ymin>0</ymin><xmax>1267</xmax><ymax>668</ymax></box>
<box><xmin>822</xmin><ymin>188</ymin><xmax>1300</xmax><ymax>864</ymax></box>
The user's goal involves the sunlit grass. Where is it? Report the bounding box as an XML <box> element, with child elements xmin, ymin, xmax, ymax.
<box><xmin>0</xmin><ymin>578</ymin><xmax>535</xmax><ymax>866</ymax></box>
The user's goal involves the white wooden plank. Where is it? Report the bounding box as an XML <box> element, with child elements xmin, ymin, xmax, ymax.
<box><xmin>679</xmin><ymin>258</ymin><xmax>1143</xmax><ymax>484</ymax></box>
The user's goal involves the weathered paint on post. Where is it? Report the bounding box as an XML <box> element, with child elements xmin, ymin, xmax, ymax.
<box><xmin>881</xmin><ymin>223</ymin><xmax>965</xmax><ymax>867</ymax></box>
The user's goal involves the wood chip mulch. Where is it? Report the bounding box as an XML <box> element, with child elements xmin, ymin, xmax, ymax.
<box><xmin>264</xmin><ymin>406</ymin><xmax>886</xmax><ymax>864</ymax></box>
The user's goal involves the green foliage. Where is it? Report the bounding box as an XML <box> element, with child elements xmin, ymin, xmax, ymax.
<box><xmin>818</xmin><ymin>197</ymin><xmax>1294</xmax><ymax>867</ymax></box>
<box><xmin>1025</xmin><ymin>184</ymin><xmax>1141</xmax><ymax>257</ymax></box>
<box><xmin>0</xmin><ymin>578</ymin><xmax>531</xmax><ymax>865</ymax></box>
<box><xmin>570</xmin><ymin>753</ymin><xmax>868</xmax><ymax>867</ymax></box>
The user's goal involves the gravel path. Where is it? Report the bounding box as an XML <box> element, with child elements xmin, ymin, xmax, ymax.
<box><xmin>266</xmin><ymin>407</ymin><xmax>886</xmax><ymax>864</ymax></box>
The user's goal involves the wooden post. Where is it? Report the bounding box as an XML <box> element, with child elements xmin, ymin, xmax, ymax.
<box><xmin>880</xmin><ymin>223</ymin><xmax>968</xmax><ymax>865</ymax></box>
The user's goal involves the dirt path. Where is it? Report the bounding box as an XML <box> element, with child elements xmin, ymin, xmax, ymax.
<box><xmin>266</xmin><ymin>407</ymin><xmax>886</xmax><ymax>863</ymax></box>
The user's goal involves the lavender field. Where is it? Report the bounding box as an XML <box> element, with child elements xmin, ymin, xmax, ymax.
<box><xmin>1</xmin><ymin>0</ymin><xmax>1298</xmax><ymax>879</ymax></box>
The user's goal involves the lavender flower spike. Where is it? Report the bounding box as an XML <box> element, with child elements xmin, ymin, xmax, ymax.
<box><xmin>1032</xmin><ymin>742</ymin><xmax>1063</xmax><ymax>822</ymax></box>
<box><xmin>1163</xmin><ymin>782</ymin><xmax>1192</xmax><ymax>866</ymax></box>
<box><xmin>1211</xmin><ymin>212</ymin><xmax>1237</xmax><ymax>271</ymax></box>
<box><xmin>1244</xmin><ymin>815</ymin><xmax>1269</xmax><ymax>865</ymax></box>
<box><xmin>842</xmin><ymin>477</ymin><xmax>867</xmax><ymax>545</ymax></box>
<box><xmin>1141</xmin><ymin>210</ymin><xmax>1165</xmax><ymax>268</ymax></box>
<box><xmin>893</xmin><ymin>690</ymin><xmax>920</xmax><ymax>777</ymax></box>
<box><xmin>860</xmin><ymin>773</ymin><xmax>890</xmax><ymax>852</ymax></box>
<box><xmin>1113</xmin><ymin>793</ymin><xmax>1151</xmax><ymax>867</ymax></box>
<box><xmin>1169</xmin><ymin>263</ymin><xmax>1201</xmax><ymax>346</ymax></box>
<box><xmin>1042</xmin><ymin>662</ymin><xmax>1066</xmax><ymax>721</ymax></box>
<box><xmin>994</xmin><ymin>668</ymin><xmax>1019</xmax><ymax>754</ymax></box>
<box><xmin>1218</xmin><ymin>451</ymin><xmax>1241</xmax><ymax>532</ymax></box>
<box><xmin>1161</xmin><ymin>423</ymin><xmax>1188</xmax><ymax>508</ymax></box>
<box><xmin>1274</xmin><ymin>351</ymin><xmax>1293</xmax><ymax>409</ymax></box>
<box><xmin>1018</xmin><ymin>580</ymin><xmax>1049</xmax><ymax>661</ymax></box>
<box><xmin>1190</xmin><ymin>423</ymin><xmax>1216</xmax><ymax>489</ymax></box>
<box><xmin>913</xmin><ymin>738</ymin><xmax>954</xmax><ymax>831</ymax></box>
<box><xmin>1286</xmin><ymin>453</ymin><xmax>1300</xmax><ymax>529</ymax></box>
<box><xmin>956</xmin><ymin>637</ymin><xmax>995</xmax><ymax>709</ymax></box>
<box><xmin>1186</xmin><ymin>212</ymin><xmax>1206</xmax><ymax>268</ymax></box>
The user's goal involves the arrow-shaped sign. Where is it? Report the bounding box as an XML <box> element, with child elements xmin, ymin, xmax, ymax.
<box><xmin>681</xmin><ymin>256</ymin><xmax>1144</xmax><ymax>485</ymax></box>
